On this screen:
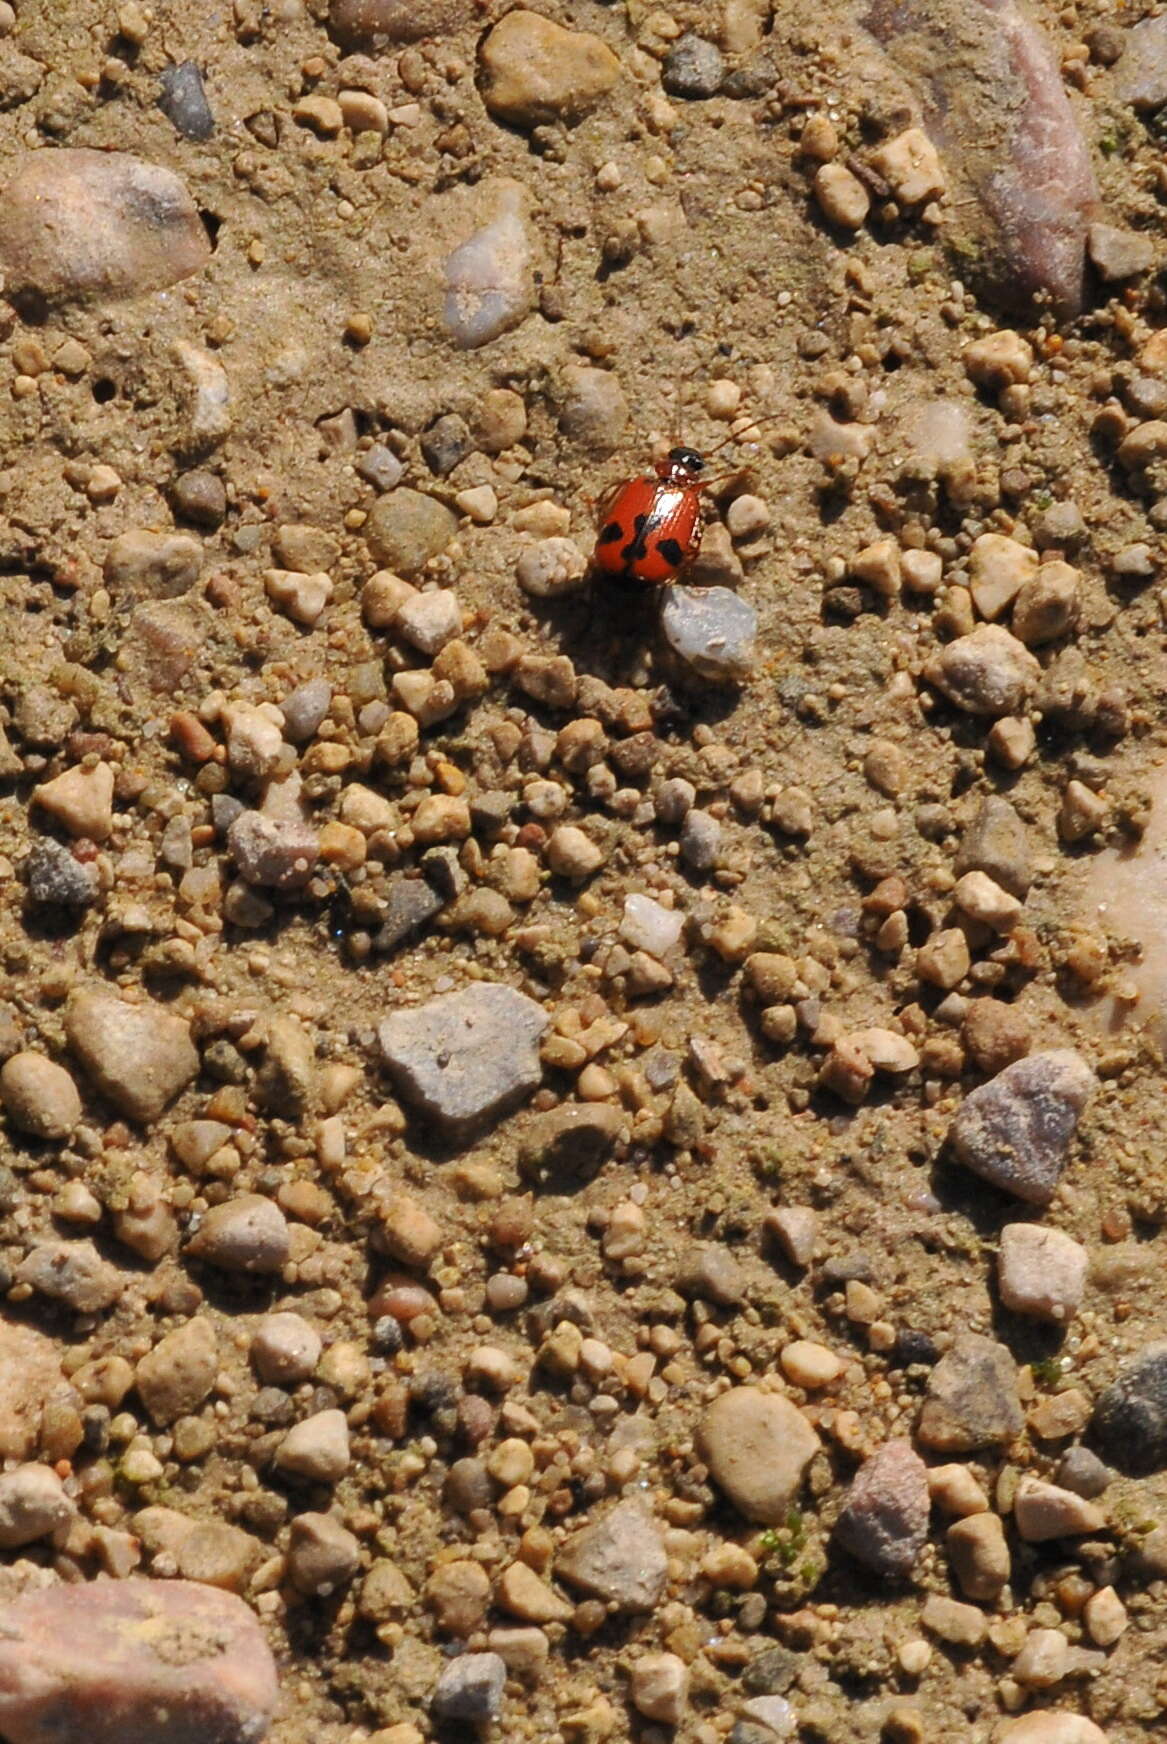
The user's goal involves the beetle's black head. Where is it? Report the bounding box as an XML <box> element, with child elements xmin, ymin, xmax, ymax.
<box><xmin>668</xmin><ymin>446</ymin><xmax>704</xmax><ymax>475</ymax></box>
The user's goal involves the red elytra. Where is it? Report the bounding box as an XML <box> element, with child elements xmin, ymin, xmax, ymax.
<box><xmin>592</xmin><ymin>445</ymin><xmax>710</xmax><ymax>586</ymax></box>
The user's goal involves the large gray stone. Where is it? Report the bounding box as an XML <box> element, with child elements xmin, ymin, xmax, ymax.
<box><xmin>379</xmin><ymin>983</ymin><xmax>547</xmax><ymax>1137</ymax></box>
<box><xmin>917</xmin><ymin>1333</ymin><xmax>1023</xmax><ymax>1452</ymax></box>
<box><xmin>556</xmin><ymin>1499</ymin><xmax>667</xmax><ymax>1612</ymax></box>
<box><xmin>950</xmin><ymin>1048</ymin><xmax>1095</xmax><ymax>1205</ymax></box>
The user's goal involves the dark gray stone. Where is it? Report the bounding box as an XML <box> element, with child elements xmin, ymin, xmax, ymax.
<box><xmin>24</xmin><ymin>840</ymin><xmax>97</xmax><ymax>908</ymax></box>
<box><xmin>158</xmin><ymin>62</ymin><xmax>215</xmax><ymax>140</ymax></box>
<box><xmin>420</xmin><ymin>412</ymin><xmax>471</xmax><ymax>477</ymax></box>
<box><xmin>663</xmin><ymin>33</ymin><xmax>725</xmax><ymax>97</ymax></box>
<box><xmin>1093</xmin><ymin>1342</ymin><xmax>1167</xmax><ymax>1473</ymax></box>
<box><xmin>949</xmin><ymin>1048</ymin><xmax>1095</xmax><ymax>1205</ymax></box>
<box><xmin>917</xmin><ymin>1333</ymin><xmax>1023</xmax><ymax>1452</ymax></box>
<box><xmin>374</xmin><ymin>879</ymin><xmax>443</xmax><ymax>954</ymax></box>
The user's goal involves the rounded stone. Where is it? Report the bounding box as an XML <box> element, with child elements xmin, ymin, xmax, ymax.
<box><xmin>0</xmin><ymin>149</ymin><xmax>211</xmax><ymax>306</ymax></box>
<box><xmin>695</xmin><ymin>1388</ymin><xmax>820</xmax><ymax>1524</ymax></box>
<box><xmin>0</xmin><ymin>1053</ymin><xmax>82</xmax><ymax>1141</ymax></box>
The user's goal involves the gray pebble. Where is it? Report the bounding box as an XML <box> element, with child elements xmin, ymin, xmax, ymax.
<box><xmin>365</xmin><ymin>488</ymin><xmax>457</xmax><ymax>577</ymax></box>
<box><xmin>379</xmin><ymin>983</ymin><xmax>548</xmax><ymax>1137</ymax></box>
<box><xmin>280</xmin><ymin>678</ymin><xmax>333</xmax><ymax>744</ymax></box>
<box><xmin>675</xmin><ymin>1244</ymin><xmax>746</xmax><ymax>1307</ymax></box>
<box><xmin>1032</xmin><ymin>499</ymin><xmax>1086</xmax><ymax>551</ymax></box>
<box><xmin>1092</xmin><ymin>1341</ymin><xmax>1167</xmax><ymax>1473</ymax></box>
<box><xmin>954</xmin><ymin>794</ymin><xmax>1033</xmax><ymax>897</ymax></box>
<box><xmin>663</xmin><ymin>33</ymin><xmax>725</xmax><ymax>98</ymax></box>
<box><xmin>679</xmin><ymin>809</ymin><xmax>721</xmax><ymax>872</ymax></box>
<box><xmin>655</xmin><ymin>778</ymin><xmax>696</xmax><ymax>825</ymax></box>
<box><xmin>949</xmin><ymin>1048</ymin><xmax>1095</xmax><ymax>1205</ymax></box>
<box><xmin>917</xmin><ymin>1333</ymin><xmax>1023</xmax><ymax>1452</ymax></box>
<box><xmin>355</xmin><ymin>444</ymin><xmax>405</xmax><ymax>492</ymax></box>
<box><xmin>374</xmin><ymin>879</ymin><xmax>444</xmax><ymax>954</ymax></box>
<box><xmin>445</xmin><ymin>1457</ymin><xmax>493</xmax><ymax>1513</ymax></box>
<box><xmin>158</xmin><ymin>62</ymin><xmax>215</xmax><ymax>141</ymax></box>
<box><xmin>1057</xmin><ymin>1445</ymin><xmax>1112</xmax><ymax>1498</ymax></box>
<box><xmin>24</xmin><ymin>840</ymin><xmax>97</xmax><ymax>908</ymax></box>
<box><xmin>432</xmin><ymin>1652</ymin><xmax>507</xmax><ymax>1725</ymax></box>
<box><xmin>171</xmin><ymin>469</ymin><xmax>227</xmax><ymax>529</ymax></box>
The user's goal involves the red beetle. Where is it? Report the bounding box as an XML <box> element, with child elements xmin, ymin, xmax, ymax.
<box><xmin>592</xmin><ymin>444</ymin><xmax>710</xmax><ymax>586</ymax></box>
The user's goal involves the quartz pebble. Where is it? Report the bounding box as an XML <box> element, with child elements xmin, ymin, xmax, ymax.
<box><xmin>276</xmin><ymin>1409</ymin><xmax>351</xmax><ymax>1483</ymax></box>
<box><xmin>1013</xmin><ymin>1476</ymin><xmax>1106</xmax><ymax>1541</ymax></box>
<box><xmin>949</xmin><ymin>1049</ymin><xmax>1095</xmax><ymax>1205</ymax></box>
<box><xmin>515</xmin><ymin>537</ymin><xmax>588</xmax><ymax>598</ymax></box>
<box><xmin>925</xmin><ymin>624</ymin><xmax>1040</xmax><ymax>717</ymax></box>
<box><xmin>834</xmin><ymin>1440</ymin><xmax>929</xmax><ymax>1577</ymax></box>
<box><xmin>0</xmin><ymin>1465</ymin><xmax>73</xmax><ymax>1548</ymax></box>
<box><xmin>64</xmin><ymin>991</ymin><xmax>198</xmax><ymax>1124</ymax></box>
<box><xmin>620</xmin><ymin>894</ymin><xmax>684</xmax><ymax>958</ymax></box>
<box><xmin>661</xmin><ymin>585</ymin><xmax>757</xmax><ymax>682</ymax></box>
<box><xmin>379</xmin><ymin>983</ymin><xmax>548</xmax><ymax>1136</ymax></box>
<box><xmin>33</xmin><ymin>763</ymin><xmax>115</xmax><ymax>840</ymax></box>
<box><xmin>0</xmin><ymin>149</ymin><xmax>210</xmax><ymax>304</ymax></box>
<box><xmin>443</xmin><ymin>185</ymin><xmax>535</xmax><ymax>349</ymax></box>
<box><xmin>252</xmin><ymin>1313</ymin><xmax>322</xmax><ymax>1386</ymax></box>
<box><xmin>946</xmin><ymin>1511</ymin><xmax>1010</xmax><ymax>1600</ymax></box>
<box><xmin>228</xmin><ymin>809</ymin><xmax>320</xmax><ymax>891</ymax></box>
<box><xmin>696</xmin><ymin>1387</ymin><xmax>819</xmax><ymax>1524</ymax></box>
<box><xmin>630</xmin><ymin>1652</ymin><xmax>689</xmax><ymax>1725</ymax></box>
<box><xmin>997</xmin><ymin>1223</ymin><xmax>1088</xmax><ymax>1322</ymax></box>
<box><xmin>0</xmin><ymin>1579</ymin><xmax>278</xmax><ymax>1744</ymax></box>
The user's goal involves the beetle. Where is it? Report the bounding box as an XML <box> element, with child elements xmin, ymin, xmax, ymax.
<box><xmin>592</xmin><ymin>444</ymin><xmax>710</xmax><ymax>586</ymax></box>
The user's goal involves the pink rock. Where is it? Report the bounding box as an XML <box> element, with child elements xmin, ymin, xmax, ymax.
<box><xmin>0</xmin><ymin>1578</ymin><xmax>278</xmax><ymax>1744</ymax></box>
<box><xmin>865</xmin><ymin>0</ymin><xmax>1098</xmax><ymax>317</ymax></box>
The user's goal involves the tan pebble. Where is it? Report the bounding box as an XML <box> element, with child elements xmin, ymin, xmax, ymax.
<box><xmin>813</xmin><ymin>161</ymin><xmax>869</xmax><ymax>228</ymax></box>
<box><xmin>1083</xmin><ymin>1584</ymin><xmax>1127</xmax><ymax>1647</ymax></box>
<box><xmin>0</xmin><ymin>1052</ymin><xmax>82</xmax><ymax>1140</ymax></box>
<box><xmin>496</xmin><ymin>1560</ymin><xmax>573</xmax><ymax>1624</ymax></box>
<box><xmin>920</xmin><ymin>1591</ymin><xmax>987</xmax><ymax>1647</ymax></box>
<box><xmin>927</xmin><ymin>1463</ymin><xmax>988</xmax><ymax>1516</ymax></box>
<box><xmin>33</xmin><ymin>761</ymin><xmax>115</xmax><ymax>840</ymax></box>
<box><xmin>869</xmin><ymin>127</ymin><xmax>946</xmax><ymax>205</ymax></box>
<box><xmin>780</xmin><ymin>1339</ymin><xmax>846</xmax><ymax>1389</ymax></box>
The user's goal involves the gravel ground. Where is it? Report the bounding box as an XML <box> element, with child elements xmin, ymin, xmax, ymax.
<box><xmin>3</xmin><ymin>3</ymin><xmax>1167</xmax><ymax>1743</ymax></box>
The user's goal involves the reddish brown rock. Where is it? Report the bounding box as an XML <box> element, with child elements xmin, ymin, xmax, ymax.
<box><xmin>0</xmin><ymin>1578</ymin><xmax>278</xmax><ymax>1744</ymax></box>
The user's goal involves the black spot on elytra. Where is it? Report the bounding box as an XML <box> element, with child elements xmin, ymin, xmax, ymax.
<box><xmin>656</xmin><ymin>537</ymin><xmax>684</xmax><ymax>567</ymax></box>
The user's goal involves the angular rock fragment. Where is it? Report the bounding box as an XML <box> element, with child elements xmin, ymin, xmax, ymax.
<box><xmin>834</xmin><ymin>1439</ymin><xmax>930</xmax><ymax>1577</ymax></box>
<box><xmin>949</xmin><ymin>1048</ymin><xmax>1095</xmax><ymax>1205</ymax></box>
<box><xmin>917</xmin><ymin>1333</ymin><xmax>1023</xmax><ymax>1451</ymax></box>
<box><xmin>556</xmin><ymin>1499</ymin><xmax>667</xmax><ymax>1612</ymax></box>
<box><xmin>65</xmin><ymin>990</ymin><xmax>199</xmax><ymax>1123</ymax></box>
<box><xmin>379</xmin><ymin>983</ymin><xmax>548</xmax><ymax>1137</ymax></box>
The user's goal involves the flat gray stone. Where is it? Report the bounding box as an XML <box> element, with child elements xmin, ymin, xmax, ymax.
<box><xmin>917</xmin><ymin>1333</ymin><xmax>1023</xmax><ymax>1452</ymax></box>
<box><xmin>379</xmin><ymin>983</ymin><xmax>547</xmax><ymax>1137</ymax></box>
<box><xmin>431</xmin><ymin>1652</ymin><xmax>507</xmax><ymax>1725</ymax></box>
<box><xmin>950</xmin><ymin>1048</ymin><xmax>1095</xmax><ymax>1205</ymax></box>
<box><xmin>556</xmin><ymin>1498</ymin><xmax>667</xmax><ymax>1612</ymax></box>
